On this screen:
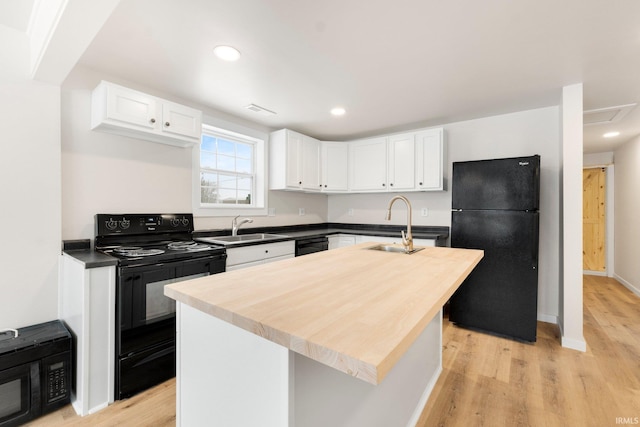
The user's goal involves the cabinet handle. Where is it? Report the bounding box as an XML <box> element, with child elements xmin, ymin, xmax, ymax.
<box><xmin>165</xmin><ymin>122</ymin><xmax>170</xmax><ymax>127</ymax></box>
<box><xmin>324</xmin><ymin>184</ymin><xmax>327</xmax><ymax>188</ymax></box>
<box><xmin>390</xmin><ymin>183</ymin><xmax>394</xmax><ymax>187</ymax></box>
<box><xmin>265</xmin><ymin>250</ymin><xmax>269</xmax><ymax>253</ymax></box>
<box><xmin>299</xmin><ymin>181</ymin><xmax>302</xmax><ymax>185</ymax></box>
<box><xmin>382</xmin><ymin>183</ymin><xmax>386</xmax><ymax>187</ymax></box>
<box><xmin>419</xmin><ymin>182</ymin><xmax>423</xmax><ymax>186</ymax></box>
<box><xmin>319</xmin><ymin>184</ymin><xmax>322</xmax><ymax>187</ymax></box>
<box><xmin>150</xmin><ymin>118</ymin><xmax>156</xmax><ymax>124</ymax></box>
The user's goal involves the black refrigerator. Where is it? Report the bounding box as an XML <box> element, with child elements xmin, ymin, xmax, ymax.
<box><xmin>449</xmin><ymin>155</ymin><xmax>540</xmax><ymax>342</ymax></box>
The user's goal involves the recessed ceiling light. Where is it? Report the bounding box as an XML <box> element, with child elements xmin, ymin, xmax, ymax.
<box><xmin>603</xmin><ymin>131</ymin><xmax>620</xmax><ymax>138</ymax></box>
<box><xmin>330</xmin><ymin>107</ymin><xmax>346</xmax><ymax>116</ymax></box>
<box><xmin>213</xmin><ymin>45</ymin><xmax>241</xmax><ymax>61</ymax></box>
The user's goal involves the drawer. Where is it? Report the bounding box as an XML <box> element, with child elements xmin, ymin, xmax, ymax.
<box><xmin>226</xmin><ymin>241</ymin><xmax>295</xmax><ymax>266</ymax></box>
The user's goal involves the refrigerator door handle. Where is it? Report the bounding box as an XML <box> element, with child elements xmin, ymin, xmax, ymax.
<box><xmin>532</xmin><ymin>215</ymin><xmax>539</xmax><ymax>270</ymax></box>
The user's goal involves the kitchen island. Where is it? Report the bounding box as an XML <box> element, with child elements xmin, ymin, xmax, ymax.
<box><xmin>165</xmin><ymin>243</ymin><xmax>483</xmax><ymax>427</ymax></box>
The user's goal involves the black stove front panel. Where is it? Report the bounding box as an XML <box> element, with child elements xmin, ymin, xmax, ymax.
<box><xmin>96</xmin><ymin>213</ymin><xmax>194</xmax><ymax>237</ymax></box>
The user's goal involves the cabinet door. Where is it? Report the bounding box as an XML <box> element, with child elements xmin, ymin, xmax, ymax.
<box><xmin>349</xmin><ymin>137</ymin><xmax>388</xmax><ymax>191</ymax></box>
<box><xmin>285</xmin><ymin>131</ymin><xmax>303</xmax><ymax>188</ymax></box>
<box><xmin>226</xmin><ymin>260</ymin><xmax>264</xmax><ymax>271</ymax></box>
<box><xmin>321</xmin><ymin>142</ymin><xmax>348</xmax><ymax>192</ymax></box>
<box><xmin>161</xmin><ymin>101</ymin><xmax>202</xmax><ymax>139</ymax></box>
<box><xmin>388</xmin><ymin>133</ymin><xmax>416</xmax><ymax>191</ymax></box>
<box><xmin>415</xmin><ymin>129</ymin><xmax>443</xmax><ymax>190</ymax></box>
<box><xmin>301</xmin><ymin>136</ymin><xmax>321</xmax><ymax>191</ymax></box>
<box><xmin>106</xmin><ymin>84</ymin><xmax>158</xmax><ymax>130</ymax></box>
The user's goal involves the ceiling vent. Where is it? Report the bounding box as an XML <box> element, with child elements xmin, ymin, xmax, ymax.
<box><xmin>244</xmin><ymin>104</ymin><xmax>276</xmax><ymax>116</ymax></box>
<box><xmin>583</xmin><ymin>103</ymin><xmax>636</xmax><ymax>126</ymax></box>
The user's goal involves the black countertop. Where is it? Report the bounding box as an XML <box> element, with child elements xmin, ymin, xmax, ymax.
<box><xmin>64</xmin><ymin>223</ymin><xmax>449</xmax><ymax>269</ymax></box>
<box><xmin>193</xmin><ymin>222</ymin><xmax>449</xmax><ymax>245</ymax></box>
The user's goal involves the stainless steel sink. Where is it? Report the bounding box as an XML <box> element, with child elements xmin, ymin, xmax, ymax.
<box><xmin>197</xmin><ymin>233</ymin><xmax>289</xmax><ymax>246</ymax></box>
<box><xmin>367</xmin><ymin>244</ymin><xmax>424</xmax><ymax>254</ymax></box>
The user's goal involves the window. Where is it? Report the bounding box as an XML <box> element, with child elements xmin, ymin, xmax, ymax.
<box><xmin>200</xmin><ymin>133</ymin><xmax>254</xmax><ymax>205</ymax></box>
<box><xmin>194</xmin><ymin>123</ymin><xmax>267</xmax><ymax>216</ymax></box>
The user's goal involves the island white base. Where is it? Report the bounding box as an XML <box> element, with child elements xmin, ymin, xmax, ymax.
<box><xmin>176</xmin><ymin>303</ymin><xmax>442</xmax><ymax>427</ymax></box>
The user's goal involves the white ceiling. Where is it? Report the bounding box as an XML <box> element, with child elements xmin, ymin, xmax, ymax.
<box><xmin>6</xmin><ymin>0</ymin><xmax>640</xmax><ymax>153</ymax></box>
<box><xmin>0</xmin><ymin>0</ymin><xmax>34</xmax><ymax>32</ymax></box>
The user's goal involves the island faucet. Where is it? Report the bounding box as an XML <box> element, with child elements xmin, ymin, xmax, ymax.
<box><xmin>231</xmin><ymin>216</ymin><xmax>253</xmax><ymax>236</ymax></box>
<box><xmin>385</xmin><ymin>195</ymin><xmax>414</xmax><ymax>253</ymax></box>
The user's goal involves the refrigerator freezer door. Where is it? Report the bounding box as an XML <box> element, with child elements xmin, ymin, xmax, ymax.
<box><xmin>451</xmin><ymin>155</ymin><xmax>540</xmax><ymax>211</ymax></box>
<box><xmin>449</xmin><ymin>210</ymin><xmax>539</xmax><ymax>342</ymax></box>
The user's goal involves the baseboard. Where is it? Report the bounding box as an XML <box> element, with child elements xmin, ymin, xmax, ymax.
<box><xmin>557</xmin><ymin>322</ymin><xmax>587</xmax><ymax>352</ymax></box>
<box><xmin>537</xmin><ymin>313</ymin><xmax>558</xmax><ymax>324</ymax></box>
<box><xmin>613</xmin><ymin>274</ymin><xmax>640</xmax><ymax>297</ymax></box>
<box><xmin>583</xmin><ymin>270</ymin><xmax>607</xmax><ymax>277</ymax></box>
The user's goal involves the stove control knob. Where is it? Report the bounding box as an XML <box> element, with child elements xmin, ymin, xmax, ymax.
<box><xmin>119</xmin><ymin>219</ymin><xmax>130</xmax><ymax>229</ymax></box>
<box><xmin>171</xmin><ymin>218</ymin><xmax>181</xmax><ymax>227</ymax></box>
<box><xmin>105</xmin><ymin>219</ymin><xmax>118</xmax><ymax>231</ymax></box>
<box><xmin>181</xmin><ymin>218</ymin><xmax>189</xmax><ymax>226</ymax></box>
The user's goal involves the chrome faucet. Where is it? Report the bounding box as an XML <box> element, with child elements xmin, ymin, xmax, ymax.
<box><xmin>385</xmin><ymin>195</ymin><xmax>414</xmax><ymax>253</ymax></box>
<box><xmin>231</xmin><ymin>216</ymin><xmax>253</xmax><ymax>236</ymax></box>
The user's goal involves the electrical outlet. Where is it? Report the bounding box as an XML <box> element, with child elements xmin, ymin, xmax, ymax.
<box><xmin>421</xmin><ymin>208</ymin><xmax>429</xmax><ymax>217</ymax></box>
<box><xmin>348</xmin><ymin>208</ymin><xmax>354</xmax><ymax>216</ymax></box>
<box><xmin>299</xmin><ymin>208</ymin><xmax>305</xmax><ymax>216</ymax></box>
<box><xmin>268</xmin><ymin>208</ymin><xmax>276</xmax><ymax>216</ymax></box>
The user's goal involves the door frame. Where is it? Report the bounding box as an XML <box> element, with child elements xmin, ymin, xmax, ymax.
<box><xmin>582</xmin><ymin>164</ymin><xmax>614</xmax><ymax>277</ymax></box>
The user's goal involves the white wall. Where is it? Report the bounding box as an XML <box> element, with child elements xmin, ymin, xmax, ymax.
<box><xmin>329</xmin><ymin>107</ymin><xmax>561</xmax><ymax>322</ymax></box>
<box><xmin>0</xmin><ymin>25</ymin><xmax>61</xmax><ymax>328</ymax></box>
<box><xmin>61</xmin><ymin>66</ymin><xmax>328</xmax><ymax>240</ymax></box>
<box><xmin>613</xmin><ymin>136</ymin><xmax>640</xmax><ymax>295</ymax></box>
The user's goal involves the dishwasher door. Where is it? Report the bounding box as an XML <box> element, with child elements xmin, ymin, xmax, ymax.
<box><xmin>295</xmin><ymin>236</ymin><xmax>329</xmax><ymax>256</ymax></box>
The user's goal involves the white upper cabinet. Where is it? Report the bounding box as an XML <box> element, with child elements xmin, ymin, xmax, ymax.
<box><xmin>349</xmin><ymin>137</ymin><xmax>388</xmax><ymax>191</ymax></box>
<box><xmin>387</xmin><ymin>133</ymin><xmax>416</xmax><ymax>191</ymax></box>
<box><xmin>161</xmin><ymin>100</ymin><xmax>202</xmax><ymax>140</ymax></box>
<box><xmin>269</xmin><ymin>127</ymin><xmax>444</xmax><ymax>194</ymax></box>
<box><xmin>270</xmin><ymin>129</ymin><xmax>321</xmax><ymax>191</ymax></box>
<box><xmin>321</xmin><ymin>142</ymin><xmax>349</xmax><ymax>192</ymax></box>
<box><xmin>415</xmin><ymin>128</ymin><xmax>444</xmax><ymax>191</ymax></box>
<box><xmin>91</xmin><ymin>81</ymin><xmax>202</xmax><ymax>148</ymax></box>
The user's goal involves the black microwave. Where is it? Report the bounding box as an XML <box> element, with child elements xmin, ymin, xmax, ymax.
<box><xmin>0</xmin><ymin>320</ymin><xmax>72</xmax><ymax>427</ymax></box>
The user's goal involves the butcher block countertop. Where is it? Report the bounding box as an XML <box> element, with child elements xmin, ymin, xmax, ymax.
<box><xmin>165</xmin><ymin>243</ymin><xmax>483</xmax><ymax>385</ymax></box>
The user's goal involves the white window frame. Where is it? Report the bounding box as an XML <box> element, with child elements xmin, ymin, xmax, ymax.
<box><xmin>193</xmin><ymin>121</ymin><xmax>268</xmax><ymax>217</ymax></box>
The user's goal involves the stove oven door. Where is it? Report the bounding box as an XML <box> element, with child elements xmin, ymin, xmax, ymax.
<box><xmin>119</xmin><ymin>255</ymin><xmax>225</xmax><ymax>331</ymax></box>
<box><xmin>118</xmin><ymin>263</ymin><xmax>177</xmax><ymax>332</ymax></box>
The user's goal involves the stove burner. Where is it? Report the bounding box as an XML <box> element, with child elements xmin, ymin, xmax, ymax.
<box><xmin>167</xmin><ymin>241</ymin><xmax>211</xmax><ymax>251</ymax></box>
<box><xmin>113</xmin><ymin>246</ymin><xmax>143</xmax><ymax>253</ymax></box>
<box><xmin>113</xmin><ymin>247</ymin><xmax>165</xmax><ymax>257</ymax></box>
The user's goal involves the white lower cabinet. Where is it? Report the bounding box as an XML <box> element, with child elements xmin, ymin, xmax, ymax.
<box><xmin>328</xmin><ymin>234</ymin><xmax>357</xmax><ymax>249</ymax></box>
<box><xmin>226</xmin><ymin>241</ymin><xmax>295</xmax><ymax>271</ymax></box>
<box><xmin>59</xmin><ymin>254</ymin><xmax>115</xmax><ymax>416</ymax></box>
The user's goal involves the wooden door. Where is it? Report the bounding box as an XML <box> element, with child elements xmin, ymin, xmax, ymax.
<box><xmin>583</xmin><ymin>168</ymin><xmax>606</xmax><ymax>271</ymax></box>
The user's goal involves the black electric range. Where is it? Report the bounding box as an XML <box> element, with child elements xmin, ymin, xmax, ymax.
<box><xmin>95</xmin><ymin>213</ymin><xmax>226</xmax><ymax>400</ymax></box>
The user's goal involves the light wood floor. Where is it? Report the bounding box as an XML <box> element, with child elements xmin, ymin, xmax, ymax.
<box><xmin>29</xmin><ymin>275</ymin><xmax>639</xmax><ymax>427</ymax></box>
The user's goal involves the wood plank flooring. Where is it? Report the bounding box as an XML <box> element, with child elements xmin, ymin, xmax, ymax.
<box><xmin>418</xmin><ymin>275</ymin><xmax>640</xmax><ymax>426</ymax></box>
<box><xmin>28</xmin><ymin>275</ymin><xmax>639</xmax><ymax>427</ymax></box>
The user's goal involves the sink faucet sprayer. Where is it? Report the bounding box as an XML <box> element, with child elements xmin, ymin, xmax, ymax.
<box><xmin>231</xmin><ymin>216</ymin><xmax>253</xmax><ymax>236</ymax></box>
<box><xmin>385</xmin><ymin>195</ymin><xmax>414</xmax><ymax>253</ymax></box>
